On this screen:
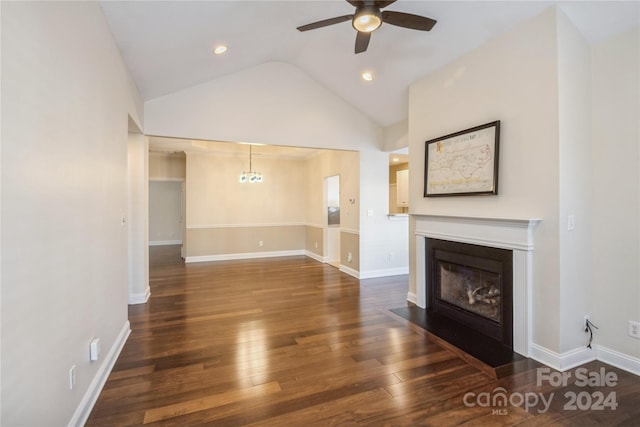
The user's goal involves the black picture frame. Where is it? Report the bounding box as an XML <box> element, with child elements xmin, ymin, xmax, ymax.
<box><xmin>424</xmin><ymin>121</ymin><xmax>500</xmax><ymax>197</ymax></box>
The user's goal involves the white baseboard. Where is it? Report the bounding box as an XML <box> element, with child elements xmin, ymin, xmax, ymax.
<box><xmin>339</xmin><ymin>265</ymin><xmax>360</xmax><ymax>279</ymax></box>
<box><xmin>529</xmin><ymin>343</ymin><xmax>596</xmax><ymax>372</ymax></box>
<box><xmin>149</xmin><ymin>240</ymin><xmax>182</xmax><ymax>246</ymax></box>
<box><xmin>407</xmin><ymin>292</ymin><xmax>417</xmax><ymax>305</ymax></box>
<box><xmin>359</xmin><ymin>267</ymin><xmax>409</xmax><ymax>279</ymax></box>
<box><xmin>185</xmin><ymin>250</ymin><xmax>305</xmax><ymax>263</ymax></box>
<box><xmin>68</xmin><ymin>321</ymin><xmax>131</xmax><ymax>427</ymax></box>
<box><xmin>596</xmin><ymin>345</ymin><xmax>640</xmax><ymax>376</ymax></box>
<box><xmin>128</xmin><ymin>286</ymin><xmax>150</xmax><ymax>305</ymax></box>
<box><xmin>304</xmin><ymin>250</ymin><xmax>325</xmax><ymax>263</ymax></box>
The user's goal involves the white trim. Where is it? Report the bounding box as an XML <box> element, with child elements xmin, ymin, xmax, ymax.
<box><xmin>128</xmin><ymin>286</ymin><xmax>150</xmax><ymax>305</ymax></box>
<box><xmin>339</xmin><ymin>265</ymin><xmax>360</xmax><ymax>279</ymax></box>
<box><xmin>305</xmin><ymin>250</ymin><xmax>326</xmax><ymax>263</ymax></box>
<box><xmin>148</xmin><ymin>177</ymin><xmax>184</xmax><ymax>182</ymax></box>
<box><xmin>185</xmin><ymin>250</ymin><xmax>305</xmax><ymax>263</ymax></box>
<box><xmin>340</xmin><ymin>228</ymin><xmax>360</xmax><ymax>235</ymax></box>
<box><xmin>68</xmin><ymin>321</ymin><xmax>131</xmax><ymax>427</ymax></box>
<box><xmin>187</xmin><ymin>222</ymin><xmax>306</xmax><ymax>229</ymax></box>
<box><xmin>414</xmin><ymin>215</ymin><xmax>541</xmax><ymax>251</ymax></box>
<box><xmin>306</xmin><ymin>224</ymin><xmax>324</xmax><ymax>230</ymax></box>
<box><xmin>529</xmin><ymin>343</ymin><xmax>596</xmax><ymax>372</ymax></box>
<box><xmin>149</xmin><ymin>240</ymin><xmax>182</xmax><ymax>246</ymax></box>
<box><xmin>407</xmin><ymin>292</ymin><xmax>417</xmax><ymax>305</ymax></box>
<box><xmin>388</xmin><ymin>214</ymin><xmax>409</xmax><ymax>221</ymax></box>
<box><xmin>360</xmin><ymin>267</ymin><xmax>409</xmax><ymax>279</ymax></box>
<box><xmin>413</xmin><ymin>214</ymin><xmax>541</xmax><ymax>358</ymax></box>
<box><xmin>596</xmin><ymin>345</ymin><xmax>640</xmax><ymax>376</ymax></box>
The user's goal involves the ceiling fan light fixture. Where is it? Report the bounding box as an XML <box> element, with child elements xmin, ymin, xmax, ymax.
<box><xmin>353</xmin><ymin>7</ymin><xmax>382</xmax><ymax>33</ymax></box>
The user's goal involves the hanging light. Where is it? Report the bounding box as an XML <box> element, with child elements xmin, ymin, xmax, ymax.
<box><xmin>239</xmin><ymin>144</ymin><xmax>263</xmax><ymax>183</ymax></box>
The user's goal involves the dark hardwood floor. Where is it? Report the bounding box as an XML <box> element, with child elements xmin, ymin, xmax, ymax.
<box><xmin>87</xmin><ymin>246</ymin><xmax>640</xmax><ymax>426</ymax></box>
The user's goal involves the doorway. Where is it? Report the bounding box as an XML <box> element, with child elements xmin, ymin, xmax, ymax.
<box><xmin>149</xmin><ymin>180</ymin><xmax>184</xmax><ymax>246</ymax></box>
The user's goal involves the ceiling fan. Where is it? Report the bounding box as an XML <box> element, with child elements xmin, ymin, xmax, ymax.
<box><xmin>296</xmin><ymin>0</ymin><xmax>437</xmax><ymax>54</ymax></box>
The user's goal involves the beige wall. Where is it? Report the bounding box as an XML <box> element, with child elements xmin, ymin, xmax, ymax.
<box><xmin>187</xmin><ymin>225</ymin><xmax>305</xmax><ymax>257</ymax></box>
<box><xmin>149</xmin><ymin>152</ymin><xmax>185</xmax><ymax>180</ymax></box>
<box><xmin>590</xmin><ymin>27</ymin><xmax>640</xmax><ymax>361</ymax></box>
<box><xmin>1</xmin><ymin>2</ymin><xmax>143</xmax><ymax>424</ymax></box>
<box><xmin>305</xmin><ymin>150</ymin><xmax>360</xmax><ymax>230</ymax></box>
<box><xmin>149</xmin><ymin>181</ymin><xmax>183</xmax><ymax>244</ymax></box>
<box><xmin>186</xmin><ymin>151</ymin><xmax>306</xmax><ymax>226</ymax></box>
<box><xmin>305</xmin><ymin>226</ymin><xmax>324</xmax><ymax>258</ymax></box>
<box><xmin>408</xmin><ymin>8</ymin><xmax>561</xmax><ymax>351</ymax></box>
<box><xmin>185</xmin><ymin>150</ymin><xmax>307</xmax><ymax>258</ymax></box>
<box><xmin>341</xmin><ymin>231</ymin><xmax>360</xmax><ymax>271</ymax></box>
<box><xmin>556</xmin><ymin>10</ymin><xmax>592</xmax><ymax>352</ymax></box>
<box><xmin>305</xmin><ymin>150</ymin><xmax>361</xmax><ymax>272</ymax></box>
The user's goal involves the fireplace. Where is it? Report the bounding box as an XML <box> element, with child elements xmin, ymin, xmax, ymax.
<box><xmin>427</xmin><ymin>238</ymin><xmax>513</xmax><ymax>348</ymax></box>
<box><xmin>413</xmin><ymin>215</ymin><xmax>541</xmax><ymax>358</ymax></box>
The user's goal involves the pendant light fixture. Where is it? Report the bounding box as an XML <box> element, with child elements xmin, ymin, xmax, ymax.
<box><xmin>239</xmin><ymin>144</ymin><xmax>263</xmax><ymax>183</ymax></box>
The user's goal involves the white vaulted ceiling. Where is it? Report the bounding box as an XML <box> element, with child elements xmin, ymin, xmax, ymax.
<box><xmin>101</xmin><ymin>1</ymin><xmax>639</xmax><ymax>128</ymax></box>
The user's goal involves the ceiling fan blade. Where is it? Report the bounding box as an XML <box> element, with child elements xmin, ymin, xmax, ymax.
<box><xmin>346</xmin><ymin>0</ymin><xmax>365</xmax><ymax>7</ymax></box>
<box><xmin>355</xmin><ymin>31</ymin><xmax>371</xmax><ymax>54</ymax></box>
<box><xmin>381</xmin><ymin>10</ymin><xmax>437</xmax><ymax>31</ymax></box>
<box><xmin>374</xmin><ymin>0</ymin><xmax>396</xmax><ymax>8</ymax></box>
<box><xmin>297</xmin><ymin>14</ymin><xmax>353</xmax><ymax>32</ymax></box>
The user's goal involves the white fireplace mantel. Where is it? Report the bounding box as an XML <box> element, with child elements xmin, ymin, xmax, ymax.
<box><xmin>413</xmin><ymin>214</ymin><xmax>541</xmax><ymax>357</ymax></box>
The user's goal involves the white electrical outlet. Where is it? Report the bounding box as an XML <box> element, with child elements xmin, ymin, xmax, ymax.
<box><xmin>258</xmin><ymin>240</ymin><xmax>263</xmax><ymax>247</ymax></box>
<box><xmin>628</xmin><ymin>321</ymin><xmax>640</xmax><ymax>339</ymax></box>
<box><xmin>69</xmin><ymin>365</ymin><xmax>76</xmax><ymax>390</ymax></box>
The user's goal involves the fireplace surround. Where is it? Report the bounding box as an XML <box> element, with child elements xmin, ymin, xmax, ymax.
<box><xmin>414</xmin><ymin>215</ymin><xmax>540</xmax><ymax>357</ymax></box>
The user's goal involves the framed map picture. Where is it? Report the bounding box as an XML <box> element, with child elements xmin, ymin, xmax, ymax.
<box><xmin>424</xmin><ymin>121</ymin><xmax>500</xmax><ymax>197</ymax></box>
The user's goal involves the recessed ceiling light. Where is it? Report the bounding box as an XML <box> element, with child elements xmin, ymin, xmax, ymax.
<box><xmin>362</xmin><ymin>71</ymin><xmax>373</xmax><ymax>81</ymax></box>
<box><xmin>392</xmin><ymin>157</ymin><xmax>400</xmax><ymax>162</ymax></box>
<box><xmin>213</xmin><ymin>45</ymin><xmax>227</xmax><ymax>55</ymax></box>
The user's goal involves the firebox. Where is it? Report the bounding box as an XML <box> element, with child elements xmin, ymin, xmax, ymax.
<box><xmin>426</xmin><ymin>238</ymin><xmax>513</xmax><ymax>348</ymax></box>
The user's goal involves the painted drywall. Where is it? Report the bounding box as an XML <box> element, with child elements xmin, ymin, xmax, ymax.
<box><xmin>144</xmin><ymin>61</ymin><xmax>382</xmax><ymax>151</ymax></box>
<box><xmin>127</xmin><ymin>133</ymin><xmax>149</xmax><ymax>304</ymax></box>
<box><xmin>1</xmin><ymin>2</ymin><xmax>143</xmax><ymax>425</ymax></box>
<box><xmin>149</xmin><ymin>151</ymin><xmax>186</xmax><ymax>180</ymax></box>
<box><xmin>556</xmin><ymin>11</ymin><xmax>593</xmax><ymax>353</ymax></box>
<box><xmin>305</xmin><ymin>226</ymin><xmax>324</xmax><ymax>258</ymax></box>
<box><xmin>184</xmin><ymin>151</ymin><xmax>306</xmax><ymax>258</ymax></box>
<box><xmin>383</xmin><ymin>120</ymin><xmax>408</xmax><ymax>152</ymax></box>
<box><xmin>305</xmin><ymin>150</ymin><xmax>360</xmax><ymax>231</ymax></box>
<box><xmin>186</xmin><ymin>226</ymin><xmax>305</xmax><ymax>258</ymax></box>
<box><xmin>186</xmin><ymin>151</ymin><xmax>306</xmax><ymax>226</ymax></box>
<box><xmin>591</xmin><ymin>27</ymin><xmax>640</xmax><ymax>361</ymax></box>
<box><xmin>305</xmin><ymin>149</ymin><xmax>361</xmax><ymax>271</ymax></box>
<box><xmin>408</xmin><ymin>7</ymin><xmax>562</xmax><ymax>352</ymax></box>
<box><xmin>149</xmin><ymin>181</ymin><xmax>183</xmax><ymax>245</ymax></box>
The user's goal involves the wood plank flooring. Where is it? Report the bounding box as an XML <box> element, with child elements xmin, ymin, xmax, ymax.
<box><xmin>87</xmin><ymin>246</ymin><xmax>640</xmax><ymax>426</ymax></box>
